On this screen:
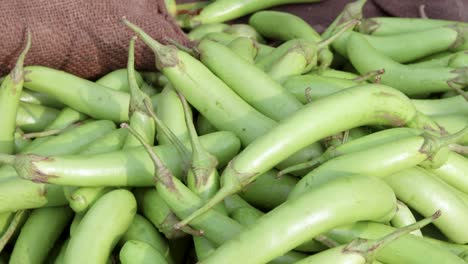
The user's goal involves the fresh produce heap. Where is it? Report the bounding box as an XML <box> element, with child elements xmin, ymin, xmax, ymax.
<box><xmin>0</xmin><ymin>0</ymin><xmax>467</xmax><ymax>263</ymax></box>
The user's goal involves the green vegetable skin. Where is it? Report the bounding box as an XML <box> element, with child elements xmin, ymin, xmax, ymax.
<box><xmin>227</xmin><ymin>37</ymin><xmax>258</xmax><ymax>63</ymax></box>
<box><xmin>0</xmin><ymin>176</ymin><xmax>66</xmax><ymax>213</ymax></box>
<box><xmin>0</xmin><ymin>32</ymin><xmax>30</xmax><ymax>154</ymax></box>
<box><xmin>225</xmin><ymin>195</ymin><xmax>266</xmax><ymax>227</ymax></box>
<box><xmin>134</xmin><ymin>188</ymin><xmax>188</xmax><ymax>240</ymax></box>
<box><xmin>197</xmin><ymin>39</ymin><xmax>303</xmax><ymax>121</ymax></box>
<box><xmin>0</xmin><ymin>213</ymin><xmax>12</xmax><ymax>235</ymax></box>
<box><xmin>201</xmin><ymin>175</ymin><xmax>396</xmax><ymax>264</ymax></box>
<box><xmin>124</xmin><ymin>43</ymin><xmax>201</xmax><ymax>240</ymax></box>
<box><xmin>248</xmin><ymin>10</ymin><xmax>333</xmax><ymax>70</ymax></box>
<box><xmin>255</xmin><ymin>39</ymin><xmax>316</xmax><ymax>72</ymax></box>
<box><xmin>120</xmin><ymin>240</ymin><xmax>168</xmax><ymax>264</ymax></box>
<box><xmin>16</xmin><ymin>102</ymin><xmax>60</xmax><ymax>132</ymax></box>
<box><xmin>284</xmin><ymin>77</ymin><xmax>467</xmax><ymax>131</ymax></box>
<box><xmin>295</xmin><ymin>246</ymin><xmax>366</xmax><ymax>264</ymax></box>
<box><xmin>226</xmin><ymin>195</ymin><xmax>325</xmax><ymax>254</ymax></box>
<box><xmin>391</xmin><ymin>201</ymin><xmax>422</xmax><ymax>237</ymax></box>
<box><xmin>196</xmin><ymin>114</ymin><xmax>217</xmax><ymax>135</ymax></box>
<box><xmin>13</xmin><ymin>129</ymin><xmax>30</xmax><ymax>153</ymax></box>
<box><xmin>249</xmin><ymin>11</ymin><xmax>321</xmax><ymax>42</ymax></box>
<box><xmin>1</xmin><ymin>8</ymin><xmax>466</xmax><ymax>264</ymax></box>
<box><xmin>429</xmin><ymin>151</ymin><xmax>468</xmax><ymax>197</ymax></box>
<box><xmin>122</xmin><ymin>37</ymin><xmax>156</xmax><ymax>149</ymax></box>
<box><xmin>95</xmin><ymin>68</ymin><xmax>144</xmax><ymax>92</ymax></box>
<box><xmin>409</xmin><ymin>51</ymin><xmax>456</xmax><ymax>68</ymax></box>
<box><xmin>289</xmin><ymin>135</ymin><xmax>436</xmax><ymax>199</ymax></box>
<box><xmin>346</xmin><ymin>33</ymin><xmax>467</xmax><ymax>96</ymax></box>
<box><xmin>44</xmin><ymin>107</ymin><xmax>88</xmax><ymax>131</ymax></box>
<box><xmin>126</xmin><ymin>19</ymin><xmax>323</xmax><ymax>169</ymax></box>
<box><xmin>240</xmin><ymin>169</ymin><xmax>298</xmax><ymax>210</ymax></box>
<box><xmin>0</xmin><ymin>210</ymin><xmax>28</xmax><ymax>252</ymax></box>
<box><xmin>359</xmin><ymin>17</ymin><xmax>468</xmax><ymax>36</ymax></box>
<box><xmin>448</xmin><ymin>51</ymin><xmax>468</xmax><ymax>67</ymax></box>
<box><xmin>327</xmin><ymin>222</ymin><xmax>466</xmax><ymax>264</ymax></box>
<box><xmin>409</xmin><ymin>51</ymin><xmax>468</xmax><ymax>68</ymax></box>
<box><xmin>64</xmin><ymin>189</ymin><xmax>136</xmax><ymax>264</ymax></box>
<box><xmin>120</xmin><ymin>214</ymin><xmax>171</xmax><ymax>262</ymax></box>
<box><xmin>164</xmin><ymin>0</ymin><xmax>176</xmax><ymax>17</ymax></box>
<box><xmin>23</xmin><ymin>66</ymin><xmax>130</xmax><ymax>122</ymax></box>
<box><xmin>178</xmin><ymin>83</ymin><xmax>440</xmax><ymax>224</ymax></box>
<box><xmin>321</xmin><ymin>0</ymin><xmax>365</xmax><ymax>39</ymax></box>
<box><xmin>282</xmin><ymin>74</ymin><xmax>358</xmax><ymax>102</ymax></box>
<box><xmin>16</xmin><ymin>131</ymin><xmax>240</xmax><ymax>186</ymax></box>
<box><xmin>224</xmin><ymin>24</ymin><xmax>265</xmax><ymax>42</ymax></box>
<box><xmin>126</xmin><ymin>20</ymin><xmax>276</xmax><ymax>146</ymax></box>
<box><xmin>123</xmin><ymin>111</ymin><xmax>156</xmax><ymax>149</ymax></box>
<box><xmin>69</xmin><ymin>126</ymin><xmax>129</xmax><ymax>217</ymax></box>
<box><xmin>384</xmin><ymin>167</ymin><xmax>468</xmax><ymax>244</ymax></box>
<box><xmin>125</xmin><ymin>119</ymin><xmax>308</xmax><ymax>263</ymax></box>
<box><xmin>188</xmin><ymin>23</ymin><xmax>230</xmax><ymax>41</ymax></box>
<box><xmin>279</xmin><ymin>127</ymin><xmax>423</xmax><ymax>177</ymax></box>
<box><xmin>178</xmin><ymin>93</ymin><xmax>225</xmax><ymax>261</ymax></box>
<box><xmin>296</xmin><ymin>212</ymin><xmax>439</xmax><ymax>264</ymax></box>
<box><xmin>0</xmin><ymin>35</ymin><xmax>30</xmax><ymax>248</ymax></box>
<box><xmin>0</xmin><ymin>120</ymin><xmax>116</xmax><ymax>213</ymax></box>
<box><xmin>126</xmin><ymin>139</ymin><xmax>243</xmax><ymax>244</ymax></box>
<box><xmin>22</xmin><ymin>120</ymin><xmax>116</xmax><ymax>156</ymax></box>
<box><xmin>19</xmin><ymin>89</ymin><xmax>65</xmax><ymax>108</ymax></box>
<box><xmin>332</xmin><ymin>27</ymin><xmax>463</xmax><ymax>62</ymax></box>
<box><xmin>78</xmin><ymin>128</ymin><xmax>128</xmax><ymax>155</ymax></box>
<box><xmin>9</xmin><ymin>206</ymin><xmax>73</xmax><ymax>264</ymax></box>
<box><xmin>156</xmin><ymin>85</ymin><xmax>190</xmax><ymax>145</ymax></box>
<box><xmin>69</xmin><ymin>187</ymin><xmax>114</xmax><ymax>213</ymax></box>
<box><xmin>411</xmin><ymin>95</ymin><xmax>468</xmax><ymax>116</ymax></box>
<box><xmin>53</xmin><ymin>238</ymin><xmax>70</xmax><ymax>263</ymax></box>
<box><xmin>184</xmin><ymin>0</ymin><xmax>321</xmax><ymax>27</ymax></box>
<box><xmin>267</xmin><ymin>47</ymin><xmax>311</xmax><ymax>81</ymax></box>
<box><xmin>317</xmin><ymin>69</ymin><xmax>360</xmax><ymax>79</ymax></box>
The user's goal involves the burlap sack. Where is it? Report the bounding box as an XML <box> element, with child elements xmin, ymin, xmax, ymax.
<box><xmin>0</xmin><ymin>0</ymin><xmax>189</xmax><ymax>79</ymax></box>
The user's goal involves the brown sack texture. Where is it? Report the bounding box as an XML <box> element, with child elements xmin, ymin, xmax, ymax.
<box><xmin>0</xmin><ymin>0</ymin><xmax>188</xmax><ymax>79</ymax></box>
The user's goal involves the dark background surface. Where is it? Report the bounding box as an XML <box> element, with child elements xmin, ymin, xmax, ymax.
<box><xmin>177</xmin><ymin>0</ymin><xmax>468</xmax><ymax>33</ymax></box>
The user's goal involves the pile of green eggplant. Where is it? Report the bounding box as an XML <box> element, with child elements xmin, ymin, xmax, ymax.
<box><xmin>0</xmin><ymin>0</ymin><xmax>467</xmax><ymax>263</ymax></box>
